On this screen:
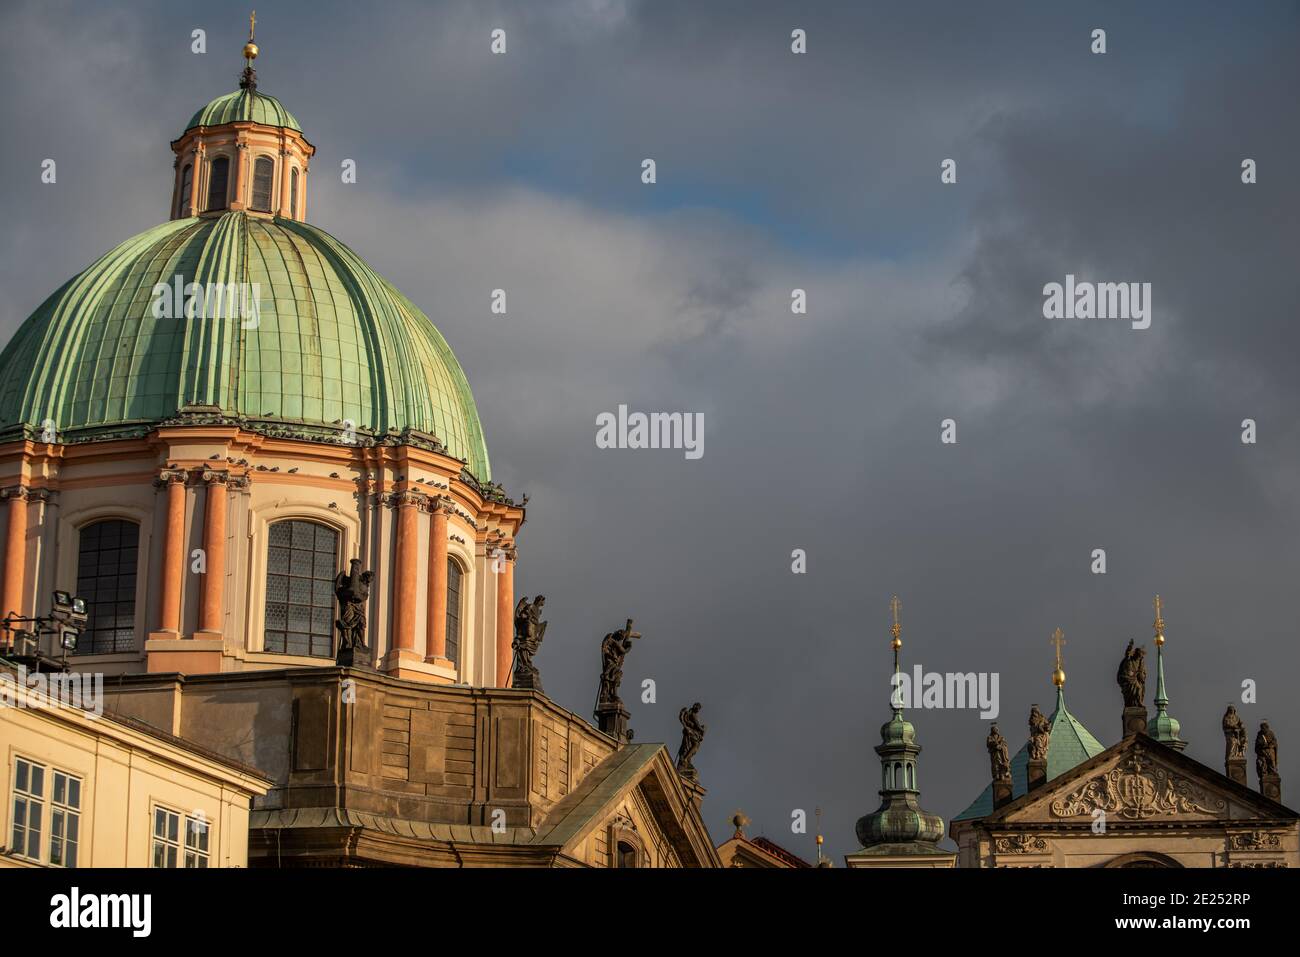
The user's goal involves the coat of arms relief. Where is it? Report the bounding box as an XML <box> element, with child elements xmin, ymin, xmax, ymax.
<box><xmin>1049</xmin><ymin>748</ymin><xmax>1227</xmax><ymax>820</ymax></box>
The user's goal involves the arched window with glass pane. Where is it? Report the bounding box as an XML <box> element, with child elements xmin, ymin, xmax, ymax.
<box><xmin>177</xmin><ymin>164</ymin><xmax>193</xmax><ymax>218</ymax></box>
<box><xmin>445</xmin><ymin>558</ymin><xmax>463</xmax><ymax>666</ymax></box>
<box><xmin>251</xmin><ymin>157</ymin><xmax>274</xmax><ymax>212</ymax></box>
<box><xmin>75</xmin><ymin>519</ymin><xmax>139</xmax><ymax>654</ymax></box>
<box><xmin>290</xmin><ymin>167</ymin><xmax>299</xmax><ymax>218</ymax></box>
<box><xmin>264</xmin><ymin>520</ymin><xmax>338</xmax><ymax>657</ymax></box>
<box><xmin>206</xmin><ymin>156</ymin><xmax>229</xmax><ymax>211</ymax></box>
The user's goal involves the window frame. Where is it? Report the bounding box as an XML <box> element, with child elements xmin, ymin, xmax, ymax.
<box><xmin>9</xmin><ymin>756</ymin><xmax>46</xmax><ymax>863</ymax></box>
<box><xmin>74</xmin><ymin>518</ymin><xmax>141</xmax><ymax>656</ymax></box>
<box><xmin>445</xmin><ymin>557</ymin><xmax>464</xmax><ymax>666</ymax></box>
<box><xmin>250</xmin><ymin>155</ymin><xmax>275</xmax><ymax>212</ymax></box>
<box><xmin>206</xmin><ymin>155</ymin><xmax>231</xmax><ymax>211</ymax></box>
<box><xmin>48</xmin><ymin>770</ymin><xmax>82</xmax><ymax>868</ymax></box>
<box><xmin>263</xmin><ymin>518</ymin><xmax>341</xmax><ymax>659</ymax></box>
<box><xmin>177</xmin><ymin>163</ymin><xmax>193</xmax><ymax>218</ymax></box>
<box><xmin>151</xmin><ymin>805</ymin><xmax>181</xmax><ymax>869</ymax></box>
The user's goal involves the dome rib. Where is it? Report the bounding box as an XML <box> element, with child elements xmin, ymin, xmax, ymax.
<box><xmin>0</xmin><ymin>212</ymin><xmax>490</xmax><ymax>480</ymax></box>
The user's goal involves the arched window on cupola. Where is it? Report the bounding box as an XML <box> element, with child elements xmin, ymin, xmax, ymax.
<box><xmin>75</xmin><ymin>519</ymin><xmax>140</xmax><ymax>655</ymax></box>
<box><xmin>206</xmin><ymin>156</ymin><xmax>230</xmax><ymax>211</ymax></box>
<box><xmin>445</xmin><ymin>557</ymin><xmax>464</xmax><ymax>666</ymax></box>
<box><xmin>264</xmin><ymin>519</ymin><xmax>338</xmax><ymax>658</ymax></box>
<box><xmin>177</xmin><ymin>164</ymin><xmax>193</xmax><ymax>218</ymax></box>
<box><xmin>251</xmin><ymin>157</ymin><xmax>274</xmax><ymax>212</ymax></box>
<box><xmin>907</xmin><ymin>763</ymin><xmax>915</xmax><ymax>789</ymax></box>
<box><xmin>290</xmin><ymin>167</ymin><xmax>299</xmax><ymax>218</ymax></box>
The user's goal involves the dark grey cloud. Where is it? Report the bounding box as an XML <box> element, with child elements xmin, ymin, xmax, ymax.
<box><xmin>2</xmin><ymin>0</ymin><xmax>1297</xmax><ymax>859</ymax></box>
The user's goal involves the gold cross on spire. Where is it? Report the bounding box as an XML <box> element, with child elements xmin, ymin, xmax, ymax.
<box><xmin>1051</xmin><ymin>627</ymin><xmax>1066</xmax><ymax>687</ymax></box>
<box><xmin>249</xmin><ymin>10</ymin><xmax>257</xmax><ymax>42</ymax></box>
<box><xmin>1153</xmin><ymin>594</ymin><xmax>1165</xmax><ymax>645</ymax></box>
<box><xmin>889</xmin><ymin>595</ymin><xmax>902</xmax><ymax>650</ymax></box>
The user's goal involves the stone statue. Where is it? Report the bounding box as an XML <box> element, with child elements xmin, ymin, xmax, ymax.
<box><xmin>597</xmin><ymin>619</ymin><xmax>641</xmax><ymax>710</ymax></box>
<box><xmin>334</xmin><ymin>558</ymin><xmax>374</xmax><ymax>666</ymax></box>
<box><xmin>676</xmin><ymin>703</ymin><xmax>706</xmax><ymax>777</ymax></box>
<box><xmin>1116</xmin><ymin>639</ymin><xmax>1147</xmax><ymax>708</ymax></box>
<box><xmin>511</xmin><ymin>595</ymin><xmax>547</xmax><ymax>691</ymax></box>
<box><xmin>1223</xmin><ymin>705</ymin><xmax>1247</xmax><ymax>761</ymax></box>
<box><xmin>1028</xmin><ymin>704</ymin><xmax>1051</xmax><ymax>761</ymax></box>
<box><xmin>987</xmin><ymin>724</ymin><xmax>1011</xmax><ymax>782</ymax></box>
<box><xmin>1256</xmin><ymin>722</ymin><xmax>1279</xmax><ymax>778</ymax></box>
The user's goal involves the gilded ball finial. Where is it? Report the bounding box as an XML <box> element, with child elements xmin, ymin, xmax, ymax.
<box><xmin>889</xmin><ymin>594</ymin><xmax>902</xmax><ymax>650</ymax></box>
<box><xmin>244</xmin><ymin>10</ymin><xmax>258</xmax><ymax>60</ymax></box>
<box><xmin>1153</xmin><ymin>594</ymin><xmax>1165</xmax><ymax>646</ymax></box>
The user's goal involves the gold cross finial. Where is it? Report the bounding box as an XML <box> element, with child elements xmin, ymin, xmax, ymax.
<box><xmin>1153</xmin><ymin>595</ymin><xmax>1165</xmax><ymax>645</ymax></box>
<box><xmin>249</xmin><ymin>10</ymin><xmax>257</xmax><ymax>42</ymax></box>
<box><xmin>889</xmin><ymin>595</ymin><xmax>902</xmax><ymax>649</ymax></box>
<box><xmin>1051</xmin><ymin>628</ymin><xmax>1066</xmax><ymax>687</ymax></box>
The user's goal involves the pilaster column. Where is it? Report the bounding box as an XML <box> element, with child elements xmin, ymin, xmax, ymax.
<box><xmin>155</xmin><ymin>469</ymin><xmax>188</xmax><ymax>634</ymax></box>
<box><xmin>391</xmin><ymin>489</ymin><xmax>426</xmax><ymax>654</ymax></box>
<box><xmin>189</xmin><ymin>144</ymin><xmax>204</xmax><ymax>214</ymax></box>
<box><xmin>198</xmin><ymin>470</ymin><xmax>228</xmax><ymax>635</ymax></box>
<box><xmin>1</xmin><ymin>486</ymin><xmax>30</xmax><ymax>619</ymax></box>
<box><xmin>495</xmin><ymin>543</ymin><xmax>515</xmax><ymax>687</ymax></box>
<box><xmin>278</xmin><ymin>148</ymin><xmax>292</xmax><ymax>216</ymax></box>
<box><xmin>232</xmin><ymin>142</ymin><xmax>248</xmax><ymax>210</ymax></box>
<box><xmin>425</xmin><ymin>499</ymin><xmax>450</xmax><ymax>662</ymax></box>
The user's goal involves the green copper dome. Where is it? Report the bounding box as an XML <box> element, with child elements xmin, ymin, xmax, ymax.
<box><xmin>0</xmin><ymin>212</ymin><xmax>490</xmax><ymax>479</ymax></box>
<box><xmin>953</xmin><ymin>686</ymin><xmax>1105</xmax><ymax>821</ymax></box>
<box><xmin>186</xmin><ymin>89</ymin><xmax>301</xmax><ymax>132</ymax></box>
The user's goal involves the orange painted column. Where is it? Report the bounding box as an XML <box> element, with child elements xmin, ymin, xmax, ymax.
<box><xmin>392</xmin><ymin>492</ymin><xmax>421</xmax><ymax>652</ymax></box>
<box><xmin>233</xmin><ymin>143</ymin><xmax>247</xmax><ymax>208</ymax></box>
<box><xmin>1</xmin><ymin>488</ymin><xmax>28</xmax><ymax>619</ymax></box>
<box><xmin>188</xmin><ymin>147</ymin><xmax>202</xmax><ymax>215</ymax></box>
<box><xmin>425</xmin><ymin>501</ymin><xmax>449</xmax><ymax>661</ymax></box>
<box><xmin>495</xmin><ymin>548</ymin><xmax>514</xmax><ymax>687</ymax></box>
<box><xmin>278</xmin><ymin>149</ymin><xmax>292</xmax><ymax>216</ymax></box>
<box><xmin>157</xmin><ymin>471</ymin><xmax>187</xmax><ymax>633</ymax></box>
<box><xmin>198</xmin><ymin>473</ymin><xmax>227</xmax><ymax>634</ymax></box>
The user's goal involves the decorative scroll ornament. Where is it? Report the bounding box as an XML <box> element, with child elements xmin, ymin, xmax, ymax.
<box><xmin>1229</xmin><ymin>831</ymin><xmax>1281</xmax><ymax>850</ymax></box>
<box><xmin>994</xmin><ymin>834</ymin><xmax>1049</xmax><ymax>854</ymax></box>
<box><xmin>1050</xmin><ymin>748</ymin><xmax>1227</xmax><ymax>820</ymax></box>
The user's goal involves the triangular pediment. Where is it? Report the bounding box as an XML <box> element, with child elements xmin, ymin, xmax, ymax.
<box><xmin>531</xmin><ymin>743</ymin><xmax>719</xmax><ymax>867</ymax></box>
<box><xmin>988</xmin><ymin>735</ymin><xmax>1297</xmax><ymax>826</ymax></box>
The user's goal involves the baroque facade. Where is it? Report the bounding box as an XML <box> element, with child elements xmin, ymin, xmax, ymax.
<box><xmin>0</xmin><ymin>28</ymin><xmax>716</xmax><ymax>868</ymax></box>
<box><xmin>949</xmin><ymin>603</ymin><xmax>1298</xmax><ymax>868</ymax></box>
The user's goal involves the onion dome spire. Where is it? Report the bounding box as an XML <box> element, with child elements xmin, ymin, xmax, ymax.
<box><xmin>1149</xmin><ymin>595</ymin><xmax>1187</xmax><ymax>751</ymax></box>
<box><xmin>851</xmin><ymin>596</ymin><xmax>945</xmax><ymax>854</ymax></box>
<box><xmin>240</xmin><ymin>11</ymin><xmax>259</xmax><ymax>91</ymax></box>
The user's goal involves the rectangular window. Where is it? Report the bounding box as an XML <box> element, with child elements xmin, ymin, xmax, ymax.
<box><xmin>251</xmin><ymin>157</ymin><xmax>275</xmax><ymax>212</ymax></box>
<box><xmin>185</xmin><ymin>815</ymin><xmax>210</xmax><ymax>868</ymax></box>
<box><xmin>10</xmin><ymin>758</ymin><xmax>45</xmax><ymax>861</ymax></box>
<box><xmin>48</xmin><ymin>771</ymin><xmax>81</xmax><ymax>868</ymax></box>
<box><xmin>151</xmin><ymin>806</ymin><xmax>180</xmax><ymax>868</ymax></box>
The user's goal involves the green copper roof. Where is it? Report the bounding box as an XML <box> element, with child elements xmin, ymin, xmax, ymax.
<box><xmin>953</xmin><ymin>686</ymin><xmax>1105</xmax><ymax>821</ymax></box>
<box><xmin>186</xmin><ymin>89</ymin><xmax>301</xmax><ymax>132</ymax></box>
<box><xmin>0</xmin><ymin>212</ymin><xmax>490</xmax><ymax>479</ymax></box>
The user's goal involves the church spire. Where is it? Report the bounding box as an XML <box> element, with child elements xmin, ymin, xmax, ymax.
<box><xmin>1149</xmin><ymin>595</ymin><xmax>1187</xmax><ymax>750</ymax></box>
<box><xmin>851</xmin><ymin>596</ymin><xmax>945</xmax><ymax>855</ymax></box>
<box><xmin>889</xmin><ymin>594</ymin><xmax>903</xmax><ymax>715</ymax></box>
